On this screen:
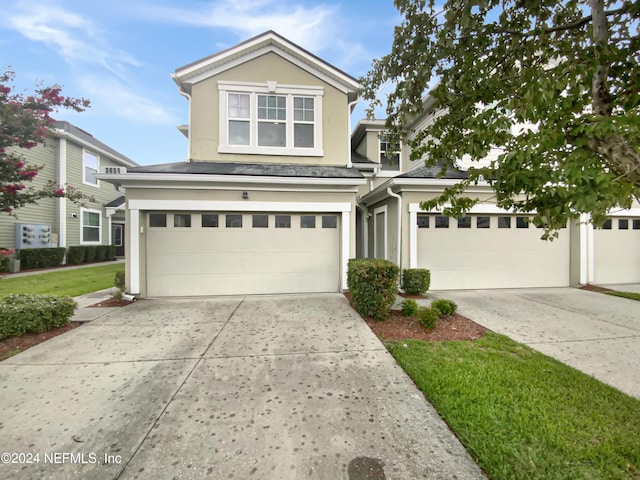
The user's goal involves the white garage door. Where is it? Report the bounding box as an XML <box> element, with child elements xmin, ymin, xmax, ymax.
<box><xmin>417</xmin><ymin>214</ymin><xmax>570</xmax><ymax>290</ymax></box>
<box><xmin>593</xmin><ymin>217</ymin><xmax>640</xmax><ymax>284</ymax></box>
<box><xmin>146</xmin><ymin>212</ymin><xmax>340</xmax><ymax>296</ymax></box>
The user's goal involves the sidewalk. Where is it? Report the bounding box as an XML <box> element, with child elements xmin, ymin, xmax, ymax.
<box><xmin>71</xmin><ymin>287</ymin><xmax>126</xmax><ymax>322</ymax></box>
<box><xmin>2</xmin><ymin>259</ymin><xmax>124</xmax><ymax>279</ymax></box>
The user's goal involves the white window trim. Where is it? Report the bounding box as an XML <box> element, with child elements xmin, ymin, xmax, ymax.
<box><xmin>82</xmin><ymin>149</ymin><xmax>100</xmax><ymax>188</ymax></box>
<box><xmin>218</xmin><ymin>80</ymin><xmax>324</xmax><ymax>157</ymax></box>
<box><xmin>80</xmin><ymin>208</ymin><xmax>102</xmax><ymax>245</ymax></box>
<box><xmin>378</xmin><ymin>133</ymin><xmax>400</xmax><ymax>175</ymax></box>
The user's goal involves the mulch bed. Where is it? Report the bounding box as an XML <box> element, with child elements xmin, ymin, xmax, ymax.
<box><xmin>87</xmin><ymin>298</ymin><xmax>134</xmax><ymax>308</ymax></box>
<box><xmin>579</xmin><ymin>284</ymin><xmax>614</xmax><ymax>293</ymax></box>
<box><xmin>0</xmin><ymin>323</ymin><xmax>82</xmax><ymax>361</ymax></box>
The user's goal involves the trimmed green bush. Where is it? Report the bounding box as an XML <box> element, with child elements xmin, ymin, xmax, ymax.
<box><xmin>66</xmin><ymin>246</ymin><xmax>85</xmax><ymax>264</ymax></box>
<box><xmin>401</xmin><ymin>268</ymin><xmax>431</xmax><ymax>295</ymax></box>
<box><xmin>84</xmin><ymin>245</ymin><xmax>97</xmax><ymax>263</ymax></box>
<box><xmin>401</xmin><ymin>298</ymin><xmax>420</xmax><ymax>317</ymax></box>
<box><xmin>0</xmin><ymin>257</ymin><xmax>8</xmax><ymax>273</ymax></box>
<box><xmin>418</xmin><ymin>307</ymin><xmax>439</xmax><ymax>330</ymax></box>
<box><xmin>432</xmin><ymin>299</ymin><xmax>458</xmax><ymax>316</ymax></box>
<box><xmin>0</xmin><ymin>294</ymin><xmax>77</xmax><ymax>340</ymax></box>
<box><xmin>95</xmin><ymin>245</ymin><xmax>108</xmax><ymax>262</ymax></box>
<box><xmin>105</xmin><ymin>245</ymin><xmax>116</xmax><ymax>261</ymax></box>
<box><xmin>348</xmin><ymin>258</ymin><xmax>399</xmax><ymax>321</ymax></box>
<box><xmin>18</xmin><ymin>247</ymin><xmax>66</xmax><ymax>270</ymax></box>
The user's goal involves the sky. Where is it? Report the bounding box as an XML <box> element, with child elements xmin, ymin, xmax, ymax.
<box><xmin>1</xmin><ymin>0</ymin><xmax>402</xmax><ymax>166</ymax></box>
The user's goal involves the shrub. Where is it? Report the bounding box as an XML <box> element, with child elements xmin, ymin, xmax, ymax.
<box><xmin>401</xmin><ymin>298</ymin><xmax>420</xmax><ymax>317</ymax></box>
<box><xmin>95</xmin><ymin>245</ymin><xmax>108</xmax><ymax>262</ymax></box>
<box><xmin>0</xmin><ymin>294</ymin><xmax>77</xmax><ymax>341</ymax></box>
<box><xmin>18</xmin><ymin>247</ymin><xmax>66</xmax><ymax>270</ymax></box>
<box><xmin>0</xmin><ymin>257</ymin><xmax>8</xmax><ymax>273</ymax></box>
<box><xmin>84</xmin><ymin>245</ymin><xmax>97</xmax><ymax>263</ymax></box>
<box><xmin>66</xmin><ymin>246</ymin><xmax>85</xmax><ymax>264</ymax></box>
<box><xmin>401</xmin><ymin>269</ymin><xmax>431</xmax><ymax>295</ymax></box>
<box><xmin>418</xmin><ymin>307</ymin><xmax>439</xmax><ymax>330</ymax></box>
<box><xmin>432</xmin><ymin>299</ymin><xmax>458</xmax><ymax>316</ymax></box>
<box><xmin>348</xmin><ymin>258</ymin><xmax>399</xmax><ymax>321</ymax></box>
<box><xmin>105</xmin><ymin>245</ymin><xmax>116</xmax><ymax>261</ymax></box>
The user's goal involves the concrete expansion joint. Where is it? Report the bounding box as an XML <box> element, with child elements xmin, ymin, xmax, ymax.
<box><xmin>526</xmin><ymin>333</ymin><xmax>640</xmax><ymax>345</ymax></box>
<box><xmin>0</xmin><ymin>357</ymin><xmax>200</xmax><ymax>367</ymax></box>
<box><xmin>203</xmin><ymin>347</ymin><xmax>386</xmax><ymax>360</ymax></box>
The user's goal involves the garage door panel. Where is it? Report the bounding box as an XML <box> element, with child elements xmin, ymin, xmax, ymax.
<box><xmin>593</xmin><ymin>221</ymin><xmax>640</xmax><ymax>284</ymax></box>
<box><xmin>146</xmin><ymin>212</ymin><xmax>339</xmax><ymax>296</ymax></box>
<box><xmin>417</xmin><ymin>215</ymin><xmax>570</xmax><ymax>290</ymax></box>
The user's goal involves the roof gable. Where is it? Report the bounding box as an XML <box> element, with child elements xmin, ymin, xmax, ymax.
<box><xmin>172</xmin><ymin>31</ymin><xmax>360</xmax><ymax>99</ymax></box>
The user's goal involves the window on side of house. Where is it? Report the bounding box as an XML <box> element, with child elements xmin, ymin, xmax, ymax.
<box><xmin>322</xmin><ymin>215</ymin><xmax>337</xmax><ymax>228</ymax></box>
<box><xmin>81</xmin><ymin>209</ymin><xmax>101</xmax><ymax>243</ymax></box>
<box><xmin>149</xmin><ymin>213</ymin><xmax>167</xmax><ymax>228</ymax></box>
<box><xmin>83</xmin><ymin>150</ymin><xmax>99</xmax><ymax>186</ymax></box>
<box><xmin>228</xmin><ymin>93</ymin><xmax>250</xmax><ymax>146</ymax></box>
<box><xmin>275</xmin><ymin>215</ymin><xmax>291</xmax><ymax>228</ymax></box>
<box><xmin>379</xmin><ymin>134</ymin><xmax>400</xmax><ymax>171</ymax></box>
<box><xmin>516</xmin><ymin>217</ymin><xmax>529</xmax><ymax>228</ymax></box>
<box><xmin>633</xmin><ymin>219</ymin><xmax>640</xmax><ymax>230</ymax></box>
<box><xmin>252</xmin><ymin>214</ymin><xmax>269</xmax><ymax>228</ymax></box>
<box><xmin>601</xmin><ymin>219</ymin><xmax>612</xmax><ymax>230</ymax></box>
<box><xmin>174</xmin><ymin>214</ymin><xmax>191</xmax><ymax>228</ymax></box>
<box><xmin>417</xmin><ymin>214</ymin><xmax>429</xmax><ymax>228</ymax></box>
<box><xmin>293</xmin><ymin>97</ymin><xmax>314</xmax><ymax>148</ymax></box>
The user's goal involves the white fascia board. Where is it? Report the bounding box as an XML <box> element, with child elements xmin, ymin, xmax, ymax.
<box><xmin>409</xmin><ymin>202</ymin><xmax>530</xmax><ymax>214</ymax></box>
<box><xmin>52</xmin><ymin>130</ymin><xmax>137</xmax><ymax>168</ymax></box>
<box><xmin>606</xmin><ymin>208</ymin><xmax>640</xmax><ymax>217</ymax></box>
<box><xmin>128</xmin><ymin>199</ymin><xmax>352</xmax><ymax>213</ymax></box>
<box><xmin>95</xmin><ymin>172</ymin><xmax>366</xmax><ymax>186</ymax></box>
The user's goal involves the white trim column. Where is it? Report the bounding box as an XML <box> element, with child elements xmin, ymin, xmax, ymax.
<box><xmin>341</xmin><ymin>210</ymin><xmax>350</xmax><ymax>290</ymax></box>
<box><xmin>129</xmin><ymin>209</ymin><xmax>140</xmax><ymax>294</ymax></box>
<box><xmin>579</xmin><ymin>214</ymin><xmax>589</xmax><ymax>285</ymax></box>
<box><xmin>409</xmin><ymin>203</ymin><xmax>418</xmax><ymax>268</ymax></box>
<box><xmin>57</xmin><ymin>138</ymin><xmax>67</xmax><ymax>248</ymax></box>
<box><xmin>587</xmin><ymin>222</ymin><xmax>595</xmax><ymax>284</ymax></box>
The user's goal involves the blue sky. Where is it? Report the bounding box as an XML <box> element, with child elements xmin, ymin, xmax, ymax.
<box><xmin>1</xmin><ymin>0</ymin><xmax>401</xmax><ymax>165</ymax></box>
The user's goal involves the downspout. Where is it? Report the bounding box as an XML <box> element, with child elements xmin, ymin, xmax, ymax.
<box><xmin>172</xmin><ymin>74</ymin><xmax>192</xmax><ymax>162</ymax></box>
<box><xmin>387</xmin><ymin>187</ymin><xmax>402</xmax><ymax>269</ymax></box>
<box><xmin>355</xmin><ymin>198</ymin><xmax>368</xmax><ymax>258</ymax></box>
<box><xmin>347</xmin><ymin>97</ymin><xmax>359</xmax><ymax>168</ymax></box>
<box><xmin>57</xmin><ymin>135</ymin><xmax>67</xmax><ymax>250</ymax></box>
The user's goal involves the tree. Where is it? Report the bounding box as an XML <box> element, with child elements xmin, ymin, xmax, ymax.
<box><xmin>1</xmin><ymin>69</ymin><xmax>91</xmax><ymax>215</ymax></box>
<box><xmin>361</xmin><ymin>0</ymin><xmax>639</xmax><ymax>237</ymax></box>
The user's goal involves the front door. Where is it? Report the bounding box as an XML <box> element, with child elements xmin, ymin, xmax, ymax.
<box><xmin>112</xmin><ymin>223</ymin><xmax>125</xmax><ymax>257</ymax></box>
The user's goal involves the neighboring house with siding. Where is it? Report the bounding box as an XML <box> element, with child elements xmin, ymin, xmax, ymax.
<box><xmin>96</xmin><ymin>31</ymin><xmax>639</xmax><ymax>297</ymax></box>
<box><xmin>0</xmin><ymin>121</ymin><xmax>137</xmax><ymax>257</ymax></box>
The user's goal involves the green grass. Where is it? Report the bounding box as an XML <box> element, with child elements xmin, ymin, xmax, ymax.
<box><xmin>388</xmin><ymin>334</ymin><xmax>640</xmax><ymax>480</ymax></box>
<box><xmin>606</xmin><ymin>291</ymin><xmax>640</xmax><ymax>302</ymax></box>
<box><xmin>0</xmin><ymin>263</ymin><xmax>123</xmax><ymax>297</ymax></box>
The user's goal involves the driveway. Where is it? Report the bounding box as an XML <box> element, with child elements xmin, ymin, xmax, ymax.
<box><xmin>431</xmin><ymin>287</ymin><xmax>640</xmax><ymax>399</ymax></box>
<box><xmin>0</xmin><ymin>294</ymin><xmax>483</xmax><ymax>480</ymax></box>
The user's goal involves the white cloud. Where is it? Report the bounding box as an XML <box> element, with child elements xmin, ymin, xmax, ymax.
<box><xmin>78</xmin><ymin>75</ymin><xmax>176</xmax><ymax>126</ymax></box>
<box><xmin>4</xmin><ymin>3</ymin><xmax>141</xmax><ymax>77</ymax></box>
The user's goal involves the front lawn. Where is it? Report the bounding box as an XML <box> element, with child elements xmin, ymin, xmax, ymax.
<box><xmin>388</xmin><ymin>334</ymin><xmax>640</xmax><ymax>480</ymax></box>
<box><xmin>606</xmin><ymin>291</ymin><xmax>640</xmax><ymax>302</ymax></box>
<box><xmin>0</xmin><ymin>263</ymin><xmax>123</xmax><ymax>297</ymax></box>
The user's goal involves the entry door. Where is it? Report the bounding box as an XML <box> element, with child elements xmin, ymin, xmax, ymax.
<box><xmin>112</xmin><ymin>224</ymin><xmax>125</xmax><ymax>257</ymax></box>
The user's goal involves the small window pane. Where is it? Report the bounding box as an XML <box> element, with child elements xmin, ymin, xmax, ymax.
<box><xmin>226</xmin><ymin>214</ymin><xmax>242</xmax><ymax>228</ymax></box>
<box><xmin>380</xmin><ymin>152</ymin><xmax>400</xmax><ymax>171</ymax></box>
<box><xmin>258</xmin><ymin>122</ymin><xmax>286</xmax><ymax>147</ymax></box>
<box><xmin>322</xmin><ymin>215</ymin><xmax>337</xmax><ymax>228</ymax></box>
<box><xmin>229</xmin><ymin>121</ymin><xmax>250</xmax><ymax>145</ymax></box>
<box><xmin>417</xmin><ymin>214</ymin><xmax>429</xmax><ymax>228</ymax></box>
<box><xmin>294</xmin><ymin>124</ymin><xmax>314</xmax><ymax>148</ymax></box>
<box><xmin>633</xmin><ymin>219</ymin><xmax>640</xmax><ymax>230</ymax></box>
<box><xmin>602</xmin><ymin>219</ymin><xmax>612</xmax><ymax>230</ymax></box>
<box><xmin>174</xmin><ymin>214</ymin><xmax>191</xmax><ymax>228</ymax></box>
<box><xmin>149</xmin><ymin>213</ymin><xmax>167</xmax><ymax>227</ymax></box>
<box><xmin>498</xmin><ymin>217</ymin><xmax>511</xmax><ymax>228</ymax></box>
<box><xmin>253</xmin><ymin>215</ymin><xmax>269</xmax><ymax>228</ymax></box>
<box><xmin>458</xmin><ymin>217</ymin><xmax>471</xmax><ymax>229</ymax></box>
<box><xmin>619</xmin><ymin>219</ymin><xmax>629</xmax><ymax>230</ymax></box>
<box><xmin>275</xmin><ymin>215</ymin><xmax>291</xmax><ymax>228</ymax></box>
<box><xmin>301</xmin><ymin>215</ymin><xmax>316</xmax><ymax>228</ymax></box>
<box><xmin>477</xmin><ymin>216</ymin><xmax>490</xmax><ymax>228</ymax></box>
<box><xmin>202</xmin><ymin>214</ymin><xmax>219</xmax><ymax>228</ymax></box>
<box><xmin>83</xmin><ymin>226</ymin><xmax>99</xmax><ymax>242</ymax></box>
<box><xmin>516</xmin><ymin>217</ymin><xmax>529</xmax><ymax>228</ymax></box>
<box><xmin>84</xmin><ymin>151</ymin><xmax>98</xmax><ymax>184</ymax></box>
<box><xmin>435</xmin><ymin>216</ymin><xmax>449</xmax><ymax>228</ymax></box>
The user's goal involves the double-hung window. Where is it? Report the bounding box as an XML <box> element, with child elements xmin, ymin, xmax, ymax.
<box><xmin>219</xmin><ymin>81</ymin><xmax>323</xmax><ymax>156</ymax></box>
<box><xmin>379</xmin><ymin>134</ymin><xmax>400</xmax><ymax>172</ymax></box>
<box><xmin>83</xmin><ymin>150</ymin><xmax>99</xmax><ymax>186</ymax></box>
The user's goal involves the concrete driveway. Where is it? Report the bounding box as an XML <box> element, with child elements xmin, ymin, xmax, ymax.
<box><xmin>0</xmin><ymin>294</ymin><xmax>483</xmax><ymax>480</ymax></box>
<box><xmin>431</xmin><ymin>287</ymin><xmax>640</xmax><ymax>399</ymax></box>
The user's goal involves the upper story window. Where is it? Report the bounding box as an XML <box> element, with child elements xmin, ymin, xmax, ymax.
<box><xmin>83</xmin><ymin>150</ymin><xmax>99</xmax><ymax>186</ymax></box>
<box><xmin>379</xmin><ymin>134</ymin><xmax>400</xmax><ymax>171</ymax></box>
<box><xmin>219</xmin><ymin>81</ymin><xmax>323</xmax><ymax>157</ymax></box>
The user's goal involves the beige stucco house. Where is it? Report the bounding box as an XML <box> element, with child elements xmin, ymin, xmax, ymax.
<box><xmin>0</xmin><ymin>121</ymin><xmax>137</xmax><ymax>257</ymax></box>
<box><xmin>97</xmin><ymin>31</ymin><xmax>639</xmax><ymax>297</ymax></box>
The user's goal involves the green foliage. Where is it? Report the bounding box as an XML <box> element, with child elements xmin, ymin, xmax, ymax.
<box><xmin>84</xmin><ymin>245</ymin><xmax>97</xmax><ymax>263</ymax></box>
<box><xmin>401</xmin><ymin>269</ymin><xmax>431</xmax><ymax>295</ymax></box>
<box><xmin>388</xmin><ymin>334</ymin><xmax>640</xmax><ymax>479</ymax></box>
<box><xmin>418</xmin><ymin>307</ymin><xmax>439</xmax><ymax>329</ymax></box>
<box><xmin>401</xmin><ymin>298</ymin><xmax>420</xmax><ymax>316</ymax></box>
<box><xmin>361</xmin><ymin>1</ymin><xmax>640</xmax><ymax>238</ymax></box>
<box><xmin>94</xmin><ymin>245</ymin><xmax>107</xmax><ymax>262</ymax></box>
<box><xmin>431</xmin><ymin>299</ymin><xmax>458</xmax><ymax>316</ymax></box>
<box><xmin>347</xmin><ymin>258</ymin><xmax>399</xmax><ymax>321</ymax></box>
<box><xmin>105</xmin><ymin>245</ymin><xmax>116</xmax><ymax>261</ymax></box>
<box><xmin>0</xmin><ymin>294</ymin><xmax>76</xmax><ymax>340</ymax></box>
<box><xmin>113</xmin><ymin>270</ymin><xmax>125</xmax><ymax>300</ymax></box>
<box><xmin>0</xmin><ymin>257</ymin><xmax>8</xmax><ymax>273</ymax></box>
<box><xmin>18</xmin><ymin>247</ymin><xmax>66</xmax><ymax>270</ymax></box>
<box><xmin>66</xmin><ymin>246</ymin><xmax>85</xmax><ymax>264</ymax></box>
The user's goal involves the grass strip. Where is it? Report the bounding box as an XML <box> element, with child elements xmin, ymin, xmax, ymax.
<box><xmin>0</xmin><ymin>263</ymin><xmax>123</xmax><ymax>297</ymax></box>
<box><xmin>606</xmin><ymin>291</ymin><xmax>640</xmax><ymax>302</ymax></box>
<box><xmin>388</xmin><ymin>333</ymin><xmax>640</xmax><ymax>480</ymax></box>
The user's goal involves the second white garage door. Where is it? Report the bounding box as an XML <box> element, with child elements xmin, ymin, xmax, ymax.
<box><xmin>146</xmin><ymin>212</ymin><xmax>340</xmax><ymax>296</ymax></box>
<box><xmin>417</xmin><ymin>214</ymin><xmax>571</xmax><ymax>290</ymax></box>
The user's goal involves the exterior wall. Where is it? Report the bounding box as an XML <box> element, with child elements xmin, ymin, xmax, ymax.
<box><xmin>190</xmin><ymin>52</ymin><xmax>349</xmax><ymax>166</ymax></box>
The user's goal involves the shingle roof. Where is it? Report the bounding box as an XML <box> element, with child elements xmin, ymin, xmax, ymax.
<box><xmin>105</xmin><ymin>196</ymin><xmax>125</xmax><ymax>208</ymax></box>
<box><xmin>351</xmin><ymin>151</ymin><xmax>378</xmax><ymax>164</ymax></box>
<box><xmin>397</xmin><ymin>165</ymin><xmax>469</xmax><ymax>179</ymax></box>
<box><xmin>128</xmin><ymin>161</ymin><xmax>364</xmax><ymax>179</ymax></box>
